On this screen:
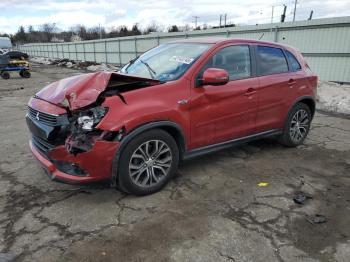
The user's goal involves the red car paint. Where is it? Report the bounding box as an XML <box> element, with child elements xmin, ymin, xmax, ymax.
<box><xmin>26</xmin><ymin>38</ymin><xmax>317</xmax><ymax>184</ymax></box>
<box><xmin>36</xmin><ymin>71</ymin><xmax>161</xmax><ymax>110</ymax></box>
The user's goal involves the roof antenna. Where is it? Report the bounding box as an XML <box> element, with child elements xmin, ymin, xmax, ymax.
<box><xmin>259</xmin><ymin>33</ymin><xmax>264</xmax><ymax>40</ymax></box>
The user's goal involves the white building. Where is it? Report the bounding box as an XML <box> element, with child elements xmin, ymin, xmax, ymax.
<box><xmin>71</xmin><ymin>34</ymin><xmax>82</xmax><ymax>42</ymax></box>
<box><xmin>0</xmin><ymin>37</ymin><xmax>12</xmax><ymax>49</ymax></box>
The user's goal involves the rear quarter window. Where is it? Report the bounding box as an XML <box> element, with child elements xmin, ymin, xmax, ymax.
<box><xmin>285</xmin><ymin>50</ymin><xmax>302</xmax><ymax>71</ymax></box>
<box><xmin>257</xmin><ymin>46</ymin><xmax>289</xmax><ymax>75</ymax></box>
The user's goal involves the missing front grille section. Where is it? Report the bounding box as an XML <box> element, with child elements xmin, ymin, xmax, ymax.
<box><xmin>65</xmin><ymin>130</ymin><xmax>120</xmax><ymax>155</ymax></box>
<box><xmin>32</xmin><ymin>135</ymin><xmax>55</xmax><ymax>157</ymax></box>
<box><xmin>52</xmin><ymin>160</ymin><xmax>88</xmax><ymax>176</ymax></box>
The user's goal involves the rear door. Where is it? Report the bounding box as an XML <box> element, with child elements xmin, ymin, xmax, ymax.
<box><xmin>254</xmin><ymin>45</ymin><xmax>293</xmax><ymax>132</ymax></box>
<box><xmin>284</xmin><ymin>49</ymin><xmax>311</xmax><ymax>99</ymax></box>
<box><xmin>190</xmin><ymin>44</ymin><xmax>259</xmax><ymax>149</ymax></box>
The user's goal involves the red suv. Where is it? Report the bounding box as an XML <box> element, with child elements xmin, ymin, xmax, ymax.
<box><xmin>26</xmin><ymin>38</ymin><xmax>317</xmax><ymax>195</ymax></box>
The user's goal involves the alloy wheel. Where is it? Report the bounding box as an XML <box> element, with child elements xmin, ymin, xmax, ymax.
<box><xmin>129</xmin><ymin>140</ymin><xmax>172</xmax><ymax>188</ymax></box>
<box><xmin>289</xmin><ymin>109</ymin><xmax>310</xmax><ymax>143</ymax></box>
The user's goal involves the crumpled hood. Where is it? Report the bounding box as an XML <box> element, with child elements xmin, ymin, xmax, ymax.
<box><xmin>35</xmin><ymin>71</ymin><xmax>161</xmax><ymax>110</ymax></box>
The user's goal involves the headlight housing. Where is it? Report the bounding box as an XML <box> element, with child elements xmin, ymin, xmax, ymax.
<box><xmin>76</xmin><ymin>107</ymin><xmax>107</xmax><ymax>131</ymax></box>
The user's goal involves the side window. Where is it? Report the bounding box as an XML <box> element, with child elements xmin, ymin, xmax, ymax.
<box><xmin>257</xmin><ymin>46</ymin><xmax>288</xmax><ymax>75</ymax></box>
<box><xmin>285</xmin><ymin>50</ymin><xmax>302</xmax><ymax>71</ymax></box>
<box><xmin>200</xmin><ymin>45</ymin><xmax>251</xmax><ymax>81</ymax></box>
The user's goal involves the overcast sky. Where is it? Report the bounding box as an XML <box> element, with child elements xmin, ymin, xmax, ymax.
<box><xmin>1</xmin><ymin>0</ymin><xmax>349</xmax><ymax>33</ymax></box>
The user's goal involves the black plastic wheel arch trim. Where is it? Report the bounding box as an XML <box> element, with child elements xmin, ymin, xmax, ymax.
<box><xmin>111</xmin><ymin>120</ymin><xmax>186</xmax><ymax>186</ymax></box>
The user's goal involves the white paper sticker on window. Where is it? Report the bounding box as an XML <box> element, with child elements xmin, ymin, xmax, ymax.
<box><xmin>169</xmin><ymin>56</ymin><xmax>194</xmax><ymax>64</ymax></box>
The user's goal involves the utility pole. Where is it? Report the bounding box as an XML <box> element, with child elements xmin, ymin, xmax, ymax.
<box><xmin>271</xmin><ymin>6</ymin><xmax>274</xmax><ymax>23</ymax></box>
<box><xmin>293</xmin><ymin>0</ymin><xmax>297</xmax><ymax>22</ymax></box>
<box><xmin>219</xmin><ymin>14</ymin><xmax>222</xmax><ymax>28</ymax></box>
<box><xmin>224</xmin><ymin>14</ymin><xmax>227</xmax><ymax>27</ymax></box>
<box><xmin>281</xmin><ymin>5</ymin><xmax>287</xmax><ymax>23</ymax></box>
<box><xmin>308</xmin><ymin>10</ymin><xmax>313</xmax><ymax>20</ymax></box>
<box><xmin>193</xmin><ymin>16</ymin><xmax>199</xmax><ymax>29</ymax></box>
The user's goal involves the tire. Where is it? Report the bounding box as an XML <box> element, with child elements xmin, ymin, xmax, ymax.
<box><xmin>21</xmin><ymin>70</ymin><xmax>31</xmax><ymax>78</ymax></box>
<box><xmin>116</xmin><ymin>129</ymin><xmax>179</xmax><ymax>195</ymax></box>
<box><xmin>279</xmin><ymin>103</ymin><xmax>312</xmax><ymax>147</ymax></box>
<box><xmin>1</xmin><ymin>72</ymin><xmax>10</xmax><ymax>79</ymax></box>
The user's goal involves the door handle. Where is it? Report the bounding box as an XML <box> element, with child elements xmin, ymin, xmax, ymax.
<box><xmin>244</xmin><ymin>87</ymin><xmax>256</xmax><ymax>96</ymax></box>
<box><xmin>177</xmin><ymin>99</ymin><xmax>188</xmax><ymax>105</ymax></box>
<box><xmin>288</xmin><ymin>79</ymin><xmax>296</xmax><ymax>86</ymax></box>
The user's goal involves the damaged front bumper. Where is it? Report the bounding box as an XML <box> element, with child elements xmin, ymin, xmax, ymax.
<box><xmin>27</xmin><ymin>97</ymin><xmax>120</xmax><ymax>184</ymax></box>
<box><xmin>29</xmin><ymin>139</ymin><xmax>120</xmax><ymax>184</ymax></box>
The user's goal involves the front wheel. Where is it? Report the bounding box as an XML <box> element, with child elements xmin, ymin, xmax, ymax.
<box><xmin>116</xmin><ymin>129</ymin><xmax>179</xmax><ymax>195</ymax></box>
<box><xmin>279</xmin><ymin>103</ymin><xmax>312</xmax><ymax>147</ymax></box>
<box><xmin>1</xmin><ymin>71</ymin><xmax>10</xmax><ymax>79</ymax></box>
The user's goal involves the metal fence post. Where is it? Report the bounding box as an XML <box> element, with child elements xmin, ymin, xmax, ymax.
<box><xmin>83</xmin><ymin>42</ymin><xmax>86</xmax><ymax>61</ymax></box>
<box><xmin>93</xmin><ymin>42</ymin><xmax>96</xmax><ymax>62</ymax></box>
<box><xmin>118</xmin><ymin>39</ymin><xmax>121</xmax><ymax>66</ymax></box>
<box><xmin>104</xmin><ymin>40</ymin><xmax>108</xmax><ymax>64</ymax></box>
<box><xmin>134</xmin><ymin>37</ymin><xmax>138</xmax><ymax>58</ymax></box>
<box><xmin>274</xmin><ymin>26</ymin><xmax>279</xmax><ymax>42</ymax></box>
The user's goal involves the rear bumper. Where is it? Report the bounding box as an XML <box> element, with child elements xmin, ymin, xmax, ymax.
<box><xmin>29</xmin><ymin>139</ymin><xmax>120</xmax><ymax>184</ymax></box>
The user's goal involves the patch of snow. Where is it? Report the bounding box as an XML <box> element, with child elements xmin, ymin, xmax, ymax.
<box><xmin>30</xmin><ymin>57</ymin><xmax>53</xmax><ymax>65</ymax></box>
<box><xmin>86</xmin><ymin>63</ymin><xmax>118</xmax><ymax>72</ymax></box>
<box><xmin>317</xmin><ymin>81</ymin><xmax>350</xmax><ymax>115</ymax></box>
<box><xmin>29</xmin><ymin>56</ymin><xmax>119</xmax><ymax>72</ymax></box>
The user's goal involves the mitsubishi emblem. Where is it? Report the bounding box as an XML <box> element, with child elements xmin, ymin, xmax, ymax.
<box><xmin>36</xmin><ymin>112</ymin><xmax>40</xmax><ymax>121</ymax></box>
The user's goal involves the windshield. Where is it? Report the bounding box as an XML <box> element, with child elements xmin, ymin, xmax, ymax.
<box><xmin>120</xmin><ymin>43</ymin><xmax>212</xmax><ymax>81</ymax></box>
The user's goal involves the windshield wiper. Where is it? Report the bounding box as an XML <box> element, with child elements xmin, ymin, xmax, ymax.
<box><xmin>140</xmin><ymin>59</ymin><xmax>157</xmax><ymax>79</ymax></box>
<box><xmin>124</xmin><ymin>56</ymin><xmax>139</xmax><ymax>73</ymax></box>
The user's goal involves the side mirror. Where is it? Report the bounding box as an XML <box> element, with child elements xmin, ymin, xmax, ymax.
<box><xmin>201</xmin><ymin>68</ymin><xmax>229</xmax><ymax>86</ymax></box>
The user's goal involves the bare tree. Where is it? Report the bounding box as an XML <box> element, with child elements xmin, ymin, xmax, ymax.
<box><xmin>40</xmin><ymin>23</ymin><xmax>57</xmax><ymax>42</ymax></box>
<box><xmin>131</xmin><ymin>24</ymin><xmax>141</xmax><ymax>35</ymax></box>
<box><xmin>13</xmin><ymin>26</ymin><xmax>27</xmax><ymax>44</ymax></box>
<box><xmin>144</xmin><ymin>21</ymin><xmax>161</xmax><ymax>34</ymax></box>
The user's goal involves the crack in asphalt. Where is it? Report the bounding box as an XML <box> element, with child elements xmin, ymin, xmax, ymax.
<box><xmin>0</xmin><ymin>167</ymin><xmax>128</xmax><ymax>261</ymax></box>
<box><xmin>0</xmin><ymin>67</ymin><xmax>349</xmax><ymax>261</ymax></box>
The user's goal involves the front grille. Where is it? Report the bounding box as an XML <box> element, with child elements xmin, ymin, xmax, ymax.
<box><xmin>27</xmin><ymin>106</ymin><xmax>58</xmax><ymax>126</ymax></box>
<box><xmin>32</xmin><ymin>135</ymin><xmax>56</xmax><ymax>156</ymax></box>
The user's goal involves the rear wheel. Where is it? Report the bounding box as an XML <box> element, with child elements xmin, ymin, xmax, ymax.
<box><xmin>21</xmin><ymin>70</ymin><xmax>31</xmax><ymax>78</ymax></box>
<box><xmin>116</xmin><ymin>129</ymin><xmax>179</xmax><ymax>195</ymax></box>
<box><xmin>1</xmin><ymin>71</ymin><xmax>10</xmax><ymax>79</ymax></box>
<box><xmin>279</xmin><ymin>103</ymin><xmax>312</xmax><ymax>147</ymax></box>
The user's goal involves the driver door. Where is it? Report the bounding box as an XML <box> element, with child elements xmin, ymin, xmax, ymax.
<box><xmin>190</xmin><ymin>45</ymin><xmax>259</xmax><ymax>149</ymax></box>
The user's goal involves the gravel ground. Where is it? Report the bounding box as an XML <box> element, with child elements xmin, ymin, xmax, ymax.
<box><xmin>0</xmin><ymin>64</ymin><xmax>349</xmax><ymax>262</ymax></box>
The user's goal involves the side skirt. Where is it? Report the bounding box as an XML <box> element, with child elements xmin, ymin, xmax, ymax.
<box><xmin>183</xmin><ymin>129</ymin><xmax>282</xmax><ymax>160</ymax></box>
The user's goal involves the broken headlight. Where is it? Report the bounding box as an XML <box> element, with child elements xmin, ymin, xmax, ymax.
<box><xmin>76</xmin><ymin>107</ymin><xmax>107</xmax><ymax>131</ymax></box>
